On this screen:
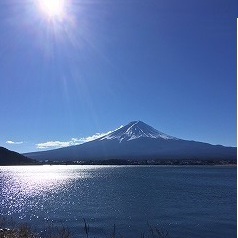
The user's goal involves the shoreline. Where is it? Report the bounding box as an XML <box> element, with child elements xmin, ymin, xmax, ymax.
<box><xmin>0</xmin><ymin>162</ymin><xmax>236</xmax><ymax>167</ymax></box>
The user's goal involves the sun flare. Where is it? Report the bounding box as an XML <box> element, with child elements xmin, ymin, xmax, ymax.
<box><xmin>38</xmin><ymin>0</ymin><xmax>65</xmax><ymax>18</ymax></box>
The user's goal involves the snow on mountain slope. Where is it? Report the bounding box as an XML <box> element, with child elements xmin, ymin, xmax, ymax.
<box><xmin>99</xmin><ymin>121</ymin><xmax>178</xmax><ymax>142</ymax></box>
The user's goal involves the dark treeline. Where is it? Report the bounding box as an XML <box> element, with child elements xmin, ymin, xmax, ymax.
<box><xmin>41</xmin><ymin>159</ymin><xmax>236</xmax><ymax>166</ymax></box>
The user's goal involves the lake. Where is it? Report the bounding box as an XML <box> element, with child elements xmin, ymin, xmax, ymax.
<box><xmin>0</xmin><ymin>165</ymin><xmax>236</xmax><ymax>238</ymax></box>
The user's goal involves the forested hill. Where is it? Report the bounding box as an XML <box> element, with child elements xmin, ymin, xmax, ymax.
<box><xmin>0</xmin><ymin>147</ymin><xmax>36</xmax><ymax>165</ymax></box>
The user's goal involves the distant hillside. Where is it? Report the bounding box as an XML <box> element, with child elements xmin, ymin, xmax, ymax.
<box><xmin>0</xmin><ymin>147</ymin><xmax>35</xmax><ymax>165</ymax></box>
<box><xmin>25</xmin><ymin>121</ymin><xmax>237</xmax><ymax>162</ymax></box>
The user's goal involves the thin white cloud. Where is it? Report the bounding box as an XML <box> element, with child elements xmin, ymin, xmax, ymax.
<box><xmin>35</xmin><ymin>126</ymin><xmax>123</xmax><ymax>150</ymax></box>
<box><xmin>6</xmin><ymin>140</ymin><xmax>23</xmax><ymax>145</ymax></box>
<box><xmin>37</xmin><ymin>141</ymin><xmax>72</xmax><ymax>149</ymax></box>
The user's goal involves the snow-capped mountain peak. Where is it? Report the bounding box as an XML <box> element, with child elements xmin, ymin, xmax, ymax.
<box><xmin>100</xmin><ymin>121</ymin><xmax>178</xmax><ymax>143</ymax></box>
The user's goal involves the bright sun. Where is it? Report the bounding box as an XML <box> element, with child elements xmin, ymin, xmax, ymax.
<box><xmin>39</xmin><ymin>0</ymin><xmax>65</xmax><ymax>18</ymax></box>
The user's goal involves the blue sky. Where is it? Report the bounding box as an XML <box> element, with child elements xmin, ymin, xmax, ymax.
<box><xmin>0</xmin><ymin>0</ymin><xmax>237</xmax><ymax>153</ymax></box>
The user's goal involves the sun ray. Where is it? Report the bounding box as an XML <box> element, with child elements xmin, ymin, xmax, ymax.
<box><xmin>38</xmin><ymin>0</ymin><xmax>65</xmax><ymax>18</ymax></box>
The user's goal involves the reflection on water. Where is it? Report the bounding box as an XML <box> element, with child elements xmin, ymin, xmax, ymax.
<box><xmin>0</xmin><ymin>165</ymin><xmax>236</xmax><ymax>238</ymax></box>
<box><xmin>1</xmin><ymin>165</ymin><xmax>93</xmax><ymax>194</ymax></box>
<box><xmin>0</xmin><ymin>165</ymin><xmax>104</xmax><ymax>219</ymax></box>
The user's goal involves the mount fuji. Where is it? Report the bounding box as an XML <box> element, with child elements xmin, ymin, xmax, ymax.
<box><xmin>99</xmin><ymin>121</ymin><xmax>177</xmax><ymax>142</ymax></box>
<box><xmin>25</xmin><ymin>121</ymin><xmax>236</xmax><ymax>162</ymax></box>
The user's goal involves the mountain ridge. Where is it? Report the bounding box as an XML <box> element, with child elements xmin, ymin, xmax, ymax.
<box><xmin>24</xmin><ymin>121</ymin><xmax>237</xmax><ymax>162</ymax></box>
<box><xmin>0</xmin><ymin>146</ymin><xmax>36</xmax><ymax>165</ymax></box>
<box><xmin>98</xmin><ymin>121</ymin><xmax>178</xmax><ymax>142</ymax></box>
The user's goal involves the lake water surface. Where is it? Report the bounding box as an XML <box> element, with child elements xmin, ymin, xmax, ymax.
<box><xmin>0</xmin><ymin>165</ymin><xmax>236</xmax><ymax>238</ymax></box>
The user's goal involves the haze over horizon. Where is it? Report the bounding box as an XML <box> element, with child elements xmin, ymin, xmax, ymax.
<box><xmin>0</xmin><ymin>0</ymin><xmax>237</xmax><ymax>153</ymax></box>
